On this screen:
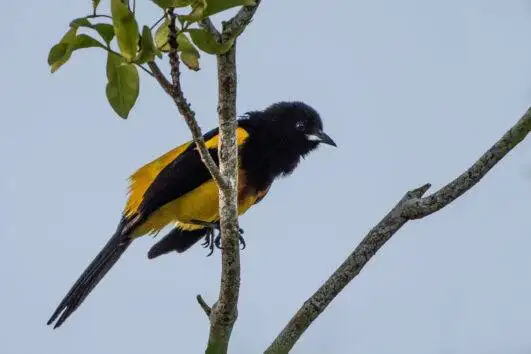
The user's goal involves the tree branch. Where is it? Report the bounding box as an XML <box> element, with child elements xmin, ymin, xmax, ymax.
<box><xmin>221</xmin><ymin>0</ymin><xmax>262</xmax><ymax>42</ymax></box>
<box><xmin>152</xmin><ymin>9</ymin><xmax>228</xmax><ymax>190</ymax></box>
<box><xmin>205</xmin><ymin>40</ymin><xmax>241</xmax><ymax>354</ymax></box>
<box><xmin>147</xmin><ymin>61</ymin><xmax>172</xmax><ymax>95</ymax></box>
<box><xmin>196</xmin><ymin>294</ymin><xmax>212</xmax><ymax>317</ymax></box>
<box><xmin>199</xmin><ymin>18</ymin><xmax>221</xmax><ymax>42</ymax></box>
<box><xmin>402</xmin><ymin>107</ymin><xmax>531</xmax><ymax>218</ymax></box>
<box><xmin>265</xmin><ymin>107</ymin><xmax>531</xmax><ymax>353</ymax></box>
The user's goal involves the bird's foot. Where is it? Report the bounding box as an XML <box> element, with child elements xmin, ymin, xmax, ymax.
<box><xmin>190</xmin><ymin>220</ymin><xmax>246</xmax><ymax>257</ymax></box>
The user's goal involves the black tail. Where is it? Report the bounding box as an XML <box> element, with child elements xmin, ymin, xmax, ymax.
<box><xmin>148</xmin><ymin>228</ymin><xmax>207</xmax><ymax>259</ymax></box>
<box><xmin>47</xmin><ymin>223</ymin><xmax>132</xmax><ymax>329</ymax></box>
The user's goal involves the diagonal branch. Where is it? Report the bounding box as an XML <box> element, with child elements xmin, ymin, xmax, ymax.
<box><xmin>148</xmin><ymin>9</ymin><xmax>228</xmax><ymax>190</ymax></box>
<box><xmin>264</xmin><ymin>184</ymin><xmax>431</xmax><ymax>354</ymax></box>
<box><xmin>221</xmin><ymin>0</ymin><xmax>262</xmax><ymax>42</ymax></box>
<box><xmin>402</xmin><ymin>107</ymin><xmax>531</xmax><ymax>218</ymax></box>
<box><xmin>196</xmin><ymin>294</ymin><xmax>212</xmax><ymax>317</ymax></box>
<box><xmin>199</xmin><ymin>18</ymin><xmax>221</xmax><ymax>41</ymax></box>
<box><xmin>147</xmin><ymin>61</ymin><xmax>172</xmax><ymax>95</ymax></box>
<box><xmin>265</xmin><ymin>107</ymin><xmax>531</xmax><ymax>353</ymax></box>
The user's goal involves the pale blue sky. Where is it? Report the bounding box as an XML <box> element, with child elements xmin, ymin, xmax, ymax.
<box><xmin>3</xmin><ymin>1</ymin><xmax>531</xmax><ymax>353</ymax></box>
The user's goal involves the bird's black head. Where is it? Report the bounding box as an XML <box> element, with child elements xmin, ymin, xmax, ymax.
<box><xmin>260</xmin><ymin>101</ymin><xmax>337</xmax><ymax>156</ymax></box>
<box><xmin>240</xmin><ymin>101</ymin><xmax>336</xmax><ymax>188</ymax></box>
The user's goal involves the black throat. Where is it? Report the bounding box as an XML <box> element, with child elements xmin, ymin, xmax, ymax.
<box><xmin>239</xmin><ymin>117</ymin><xmax>315</xmax><ymax>191</ymax></box>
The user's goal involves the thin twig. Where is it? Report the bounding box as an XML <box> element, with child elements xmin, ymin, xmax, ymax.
<box><xmin>86</xmin><ymin>14</ymin><xmax>113</xmax><ymax>20</ymax></box>
<box><xmin>147</xmin><ymin>61</ymin><xmax>172</xmax><ymax>95</ymax></box>
<box><xmin>265</xmin><ymin>107</ymin><xmax>531</xmax><ymax>353</ymax></box>
<box><xmin>164</xmin><ymin>9</ymin><xmax>228</xmax><ymax>189</ymax></box>
<box><xmin>196</xmin><ymin>295</ymin><xmax>212</xmax><ymax>317</ymax></box>
<box><xmin>150</xmin><ymin>14</ymin><xmax>165</xmax><ymax>30</ymax></box>
<box><xmin>136</xmin><ymin>64</ymin><xmax>154</xmax><ymax>77</ymax></box>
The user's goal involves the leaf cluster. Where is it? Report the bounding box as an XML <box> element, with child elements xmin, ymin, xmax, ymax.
<box><xmin>47</xmin><ymin>0</ymin><xmax>254</xmax><ymax>118</ymax></box>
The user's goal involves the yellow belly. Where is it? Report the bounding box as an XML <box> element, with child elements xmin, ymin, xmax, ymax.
<box><xmin>130</xmin><ymin>177</ymin><xmax>258</xmax><ymax>237</ymax></box>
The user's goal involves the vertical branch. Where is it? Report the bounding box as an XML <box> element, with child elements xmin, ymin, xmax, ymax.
<box><xmin>206</xmin><ymin>43</ymin><xmax>240</xmax><ymax>353</ymax></box>
<box><xmin>203</xmin><ymin>3</ymin><xmax>262</xmax><ymax>352</ymax></box>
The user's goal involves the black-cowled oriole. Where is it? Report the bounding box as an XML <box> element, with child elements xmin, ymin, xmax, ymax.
<box><xmin>47</xmin><ymin>101</ymin><xmax>336</xmax><ymax>328</ymax></box>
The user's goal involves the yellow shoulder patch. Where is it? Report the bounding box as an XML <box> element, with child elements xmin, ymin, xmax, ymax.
<box><xmin>203</xmin><ymin>126</ymin><xmax>249</xmax><ymax>149</ymax></box>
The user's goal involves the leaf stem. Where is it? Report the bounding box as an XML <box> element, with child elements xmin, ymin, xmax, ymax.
<box><xmin>86</xmin><ymin>14</ymin><xmax>113</xmax><ymax>20</ymax></box>
<box><xmin>137</xmin><ymin>64</ymin><xmax>154</xmax><ymax>77</ymax></box>
<box><xmin>150</xmin><ymin>14</ymin><xmax>165</xmax><ymax>30</ymax></box>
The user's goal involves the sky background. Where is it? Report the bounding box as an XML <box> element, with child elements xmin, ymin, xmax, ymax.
<box><xmin>3</xmin><ymin>0</ymin><xmax>531</xmax><ymax>353</ymax></box>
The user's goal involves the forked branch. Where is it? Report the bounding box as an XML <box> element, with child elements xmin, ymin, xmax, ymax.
<box><xmin>265</xmin><ymin>107</ymin><xmax>531</xmax><ymax>353</ymax></box>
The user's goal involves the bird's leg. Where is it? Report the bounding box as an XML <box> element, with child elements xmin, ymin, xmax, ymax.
<box><xmin>201</xmin><ymin>227</ymin><xmax>217</xmax><ymax>257</ymax></box>
<box><xmin>190</xmin><ymin>220</ymin><xmax>246</xmax><ymax>256</ymax></box>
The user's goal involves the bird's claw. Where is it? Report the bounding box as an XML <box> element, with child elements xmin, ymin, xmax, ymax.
<box><xmin>191</xmin><ymin>220</ymin><xmax>246</xmax><ymax>257</ymax></box>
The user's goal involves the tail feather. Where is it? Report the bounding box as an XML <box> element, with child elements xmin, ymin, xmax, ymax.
<box><xmin>148</xmin><ymin>228</ymin><xmax>206</xmax><ymax>259</ymax></box>
<box><xmin>47</xmin><ymin>224</ymin><xmax>132</xmax><ymax>329</ymax></box>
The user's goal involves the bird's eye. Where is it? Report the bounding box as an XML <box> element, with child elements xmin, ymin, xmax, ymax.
<box><xmin>295</xmin><ymin>121</ymin><xmax>305</xmax><ymax>130</ymax></box>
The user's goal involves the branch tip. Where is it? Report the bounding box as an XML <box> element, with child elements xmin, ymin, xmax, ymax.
<box><xmin>221</xmin><ymin>0</ymin><xmax>262</xmax><ymax>42</ymax></box>
<box><xmin>409</xmin><ymin>183</ymin><xmax>431</xmax><ymax>198</ymax></box>
<box><xmin>196</xmin><ymin>294</ymin><xmax>212</xmax><ymax>317</ymax></box>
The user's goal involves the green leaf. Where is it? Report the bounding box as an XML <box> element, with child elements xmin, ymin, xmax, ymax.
<box><xmin>180</xmin><ymin>51</ymin><xmax>200</xmax><ymax>71</ymax></box>
<box><xmin>47</xmin><ymin>27</ymin><xmax>77</xmax><ymax>73</ymax></box>
<box><xmin>48</xmin><ymin>43</ymin><xmax>70</xmax><ymax>71</ymax></box>
<box><xmin>177</xmin><ymin>0</ymin><xmax>255</xmax><ymax>23</ymax></box>
<box><xmin>134</xmin><ymin>26</ymin><xmax>161</xmax><ymax>64</ymax></box>
<box><xmin>111</xmin><ymin>0</ymin><xmax>139</xmax><ymax>61</ymax></box>
<box><xmin>106</xmin><ymin>50</ymin><xmax>121</xmax><ymax>80</ymax></box>
<box><xmin>152</xmin><ymin>0</ymin><xmax>192</xmax><ymax>8</ymax></box>
<box><xmin>93</xmin><ymin>0</ymin><xmax>102</xmax><ymax>12</ymax></box>
<box><xmin>105</xmin><ymin>52</ymin><xmax>139</xmax><ymax>118</ymax></box>
<box><xmin>70</xmin><ymin>18</ymin><xmax>92</xmax><ymax>27</ymax></box>
<box><xmin>154</xmin><ymin>21</ymin><xmax>200</xmax><ymax>70</ymax></box>
<box><xmin>92</xmin><ymin>24</ymin><xmax>115</xmax><ymax>44</ymax></box>
<box><xmin>72</xmin><ymin>34</ymin><xmax>106</xmax><ymax>50</ymax></box>
<box><xmin>177</xmin><ymin>33</ymin><xmax>200</xmax><ymax>70</ymax></box>
<box><xmin>154</xmin><ymin>19</ymin><xmax>170</xmax><ymax>51</ymax></box>
<box><xmin>70</xmin><ymin>17</ymin><xmax>115</xmax><ymax>45</ymax></box>
<box><xmin>203</xmin><ymin>0</ymin><xmax>255</xmax><ymax>17</ymax></box>
<box><xmin>188</xmin><ymin>28</ymin><xmax>233</xmax><ymax>54</ymax></box>
<box><xmin>178</xmin><ymin>0</ymin><xmax>206</xmax><ymax>22</ymax></box>
<box><xmin>47</xmin><ymin>27</ymin><xmax>107</xmax><ymax>73</ymax></box>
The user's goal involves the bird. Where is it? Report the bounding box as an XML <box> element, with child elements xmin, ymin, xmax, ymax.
<box><xmin>46</xmin><ymin>101</ymin><xmax>337</xmax><ymax>329</ymax></box>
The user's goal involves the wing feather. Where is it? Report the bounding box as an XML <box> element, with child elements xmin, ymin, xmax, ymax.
<box><xmin>125</xmin><ymin>126</ymin><xmax>250</xmax><ymax>220</ymax></box>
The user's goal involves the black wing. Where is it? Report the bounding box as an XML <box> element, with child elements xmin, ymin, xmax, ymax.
<box><xmin>138</xmin><ymin>128</ymin><xmax>220</xmax><ymax>218</ymax></box>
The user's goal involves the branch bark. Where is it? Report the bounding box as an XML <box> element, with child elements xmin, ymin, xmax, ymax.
<box><xmin>221</xmin><ymin>0</ymin><xmax>262</xmax><ymax>42</ymax></box>
<box><xmin>197</xmin><ymin>294</ymin><xmax>212</xmax><ymax>317</ymax></box>
<box><xmin>200</xmin><ymin>3</ymin><xmax>263</xmax><ymax>352</ymax></box>
<box><xmin>205</xmin><ymin>41</ymin><xmax>241</xmax><ymax>354</ymax></box>
<box><xmin>199</xmin><ymin>18</ymin><xmax>221</xmax><ymax>41</ymax></box>
<box><xmin>265</xmin><ymin>107</ymin><xmax>531</xmax><ymax>353</ymax></box>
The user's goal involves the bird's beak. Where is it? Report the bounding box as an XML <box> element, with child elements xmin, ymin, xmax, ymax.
<box><xmin>307</xmin><ymin>131</ymin><xmax>337</xmax><ymax>147</ymax></box>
